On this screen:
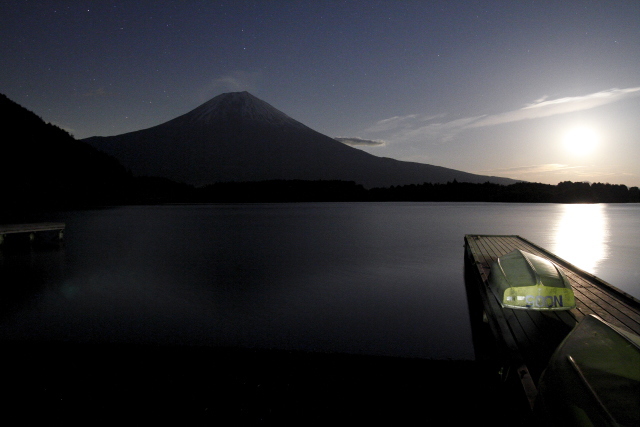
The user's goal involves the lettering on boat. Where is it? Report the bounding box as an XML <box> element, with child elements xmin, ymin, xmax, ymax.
<box><xmin>523</xmin><ymin>295</ymin><xmax>564</xmax><ymax>308</ymax></box>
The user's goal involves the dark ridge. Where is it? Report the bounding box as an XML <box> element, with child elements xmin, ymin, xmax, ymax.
<box><xmin>0</xmin><ymin>93</ymin><xmax>132</xmax><ymax>220</ymax></box>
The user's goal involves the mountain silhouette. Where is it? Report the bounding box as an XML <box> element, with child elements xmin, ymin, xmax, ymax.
<box><xmin>84</xmin><ymin>91</ymin><xmax>517</xmax><ymax>188</ymax></box>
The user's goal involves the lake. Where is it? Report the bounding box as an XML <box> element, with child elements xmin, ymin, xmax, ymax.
<box><xmin>1</xmin><ymin>202</ymin><xmax>638</xmax><ymax>360</ymax></box>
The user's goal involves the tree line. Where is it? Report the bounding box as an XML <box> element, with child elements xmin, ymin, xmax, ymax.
<box><xmin>2</xmin><ymin>93</ymin><xmax>638</xmax><ymax>223</ymax></box>
<box><xmin>365</xmin><ymin>180</ymin><xmax>640</xmax><ymax>203</ymax></box>
<box><xmin>98</xmin><ymin>178</ymin><xmax>640</xmax><ymax>204</ymax></box>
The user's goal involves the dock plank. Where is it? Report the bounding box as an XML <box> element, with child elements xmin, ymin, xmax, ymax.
<box><xmin>464</xmin><ymin>236</ymin><xmax>539</xmax><ymax>408</ymax></box>
<box><xmin>0</xmin><ymin>223</ymin><xmax>65</xmax><ymax>234</ymax></box>
<box><xmin>464</xmin><ymin>234</ymin><xmax>640</xmax><ymax>409</ymax></box>
<box><xmin>0</xmin><ymin>223</ymin><xmax>65</xmax><ymax>245</ymax></box>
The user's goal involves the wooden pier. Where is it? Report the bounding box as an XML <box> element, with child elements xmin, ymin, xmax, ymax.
<box><xmin>464</xmin><ymin>234</ymin><xmax>640</xmax><ymax>410</ymax></box>
<box><xmin>0</xmin><ymin>223</ymin><xmax>65</xmax><ymax>245</ymax></box>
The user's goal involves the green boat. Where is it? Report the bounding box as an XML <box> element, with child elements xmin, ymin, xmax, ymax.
<box><xmin>488</xmin><ymin>249</ymin><xmax>575</xmax><ymax>310</ymax></box>
<box><xmin>536</xmin><ymin>314</ymin><xmax>640</xmax><ymax>426</ymax></box>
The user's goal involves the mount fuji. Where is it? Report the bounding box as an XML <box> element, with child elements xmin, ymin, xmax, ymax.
<box><xmin>83</xmin><ymin>92</ymin><xmax>516</xmax><ymax>188</ymax></box>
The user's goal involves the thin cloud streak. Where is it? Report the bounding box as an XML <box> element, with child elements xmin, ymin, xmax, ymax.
<box><xmin>366</xmin><ymin>114</ymin><xmax>419</xmax><ymax>132</ymax></box>
<box><xmin>470</xmin><ymin>87</ymin><xmax>640</xmax><ymax>128</ymax></box>
<box><xmin>200</xmin><ymin>71</ymin><xmax>260</xmax><ymax>101</ymax></box>
<box><xmin>335</xmin><ymin>137</ymin><xmax>386</xmax><ymax>146</ymax></box>
<box><xmin>403</xmin><ymin>115</ymin><xmax>483</xmax><ymax>143</ymax></box>
<box><xmin>366</xmin><ymin>113</ymin><xmax>446</xmax><ymax>133</ymax></box>
<box><xmin>480</xmin><ymin>164</ymin><xmax>582</xmax><ymax>175</ymax></box>
<box><xmin>366</xmin><ymin>87</ymin><xmax>640</xmax><ymax>144</ymax></box>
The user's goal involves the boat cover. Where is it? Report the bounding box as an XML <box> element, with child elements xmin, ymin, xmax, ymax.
<box><xmin>536</xmin><ymin>314</ymin><xmax>640</xmax><ymax>426</ymax></box>
<box><xmin>488</xmin><ymin>249</ymin><xmax>575</xmax><ymax>310</ymax></box>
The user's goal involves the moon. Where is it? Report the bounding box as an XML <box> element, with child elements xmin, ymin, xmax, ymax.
<box><xmin>563</xmin><ymin>127</ymin><xmax>598</xmax><ymax>155</ymax></box>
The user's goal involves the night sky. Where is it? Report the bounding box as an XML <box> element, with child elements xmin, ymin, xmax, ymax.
<box><xmin>2</xmin><ymin>1</ymin><xmax>639</xmax><ymax>186</ymax></box>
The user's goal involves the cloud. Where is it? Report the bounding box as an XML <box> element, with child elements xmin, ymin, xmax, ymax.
<box><xmin>480</xmin><ymin>164</ymin><xmax>582</xmax><ymax>175</ymax></box>
<box><xmin>366</xmin><ymin>113</ymin><xmax>445</xmax><ymax>133</ymax></box>
<box><xmin>366</xmin><ymin>86</ymin><xmax>640</xmax><ymax>144</ymax></box>
<box><xmin>334</xmin><ymin>137</ymin><xmax>386</xmax><ymax>146</ymax></box>
<box><xmin>401</xmin><ymin>115</ymin><xmax>484</xmax><ymax>143</ymax></box>
<box><xmin>201</xmin><ymin>71</ymin><xmax>260</xmax><ymax>100</ymax></box>
<box><xmin>366</xmin><ymin>114</ymin><xmax>419</xmax><ymax>132</ymax></box>
<box><xmin>531</xmin><ymin>95</ymin><xmax>548</xmax><ymax>104</ymax></box>
<box><xmin>365</xmin><ymin>113</ymin><xmax>484</xmax><ymax>146</ymax></box>
<box><xmin>469</xmin><ymin>87</ymin><xmax>640</xmax><ymax>128</ymax></box>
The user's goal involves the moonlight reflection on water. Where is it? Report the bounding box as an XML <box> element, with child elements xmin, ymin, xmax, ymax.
<box><xmin>552</xmin><ymin>204</ymin><xmax>609</xmax><ymax>275</ymax></box>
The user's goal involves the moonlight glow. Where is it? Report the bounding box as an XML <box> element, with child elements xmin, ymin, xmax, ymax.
<box><xmin>563</xmin><ymin>127</ymin><xmax>598</xmax><ymax>155</ymax></box>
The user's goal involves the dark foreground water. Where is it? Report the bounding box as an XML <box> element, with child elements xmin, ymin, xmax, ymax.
<box><xmin>2</xmin><ymin>202</ymin><xmax>638</xmax><ymax>423</ymax></box>
<box><xmin>2</xmin><ymin>202</ymin><xmax>638</xmax><ymax>360</ymax></box>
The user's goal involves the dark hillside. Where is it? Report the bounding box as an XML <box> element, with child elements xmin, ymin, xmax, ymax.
<box><xmin>0</xmin><ymin>94</ymin><xmax>132</xmax><ymax>219</ymax></box>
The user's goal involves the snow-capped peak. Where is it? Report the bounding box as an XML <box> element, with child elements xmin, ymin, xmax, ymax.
<box><xmin>179</xmin><ymin>91</ymin><xmax>308</xmax><ymax>129</ymax></box>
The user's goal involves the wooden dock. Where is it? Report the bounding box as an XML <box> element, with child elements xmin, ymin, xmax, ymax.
<box><xmin>464</xmin><ymin>234</ymin><xmax>640</xmax><ymax>410</ymax></box>
<box><xmin>0</xmin><ymin>223</ymin><xmax>65</xmax><ymax>244</ymax></box>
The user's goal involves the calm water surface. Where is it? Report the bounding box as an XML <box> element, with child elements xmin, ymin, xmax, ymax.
<box><xmin>1</xmin><ymin>203</ymin><xmax>638</xmax><ymax>360</ymax></box>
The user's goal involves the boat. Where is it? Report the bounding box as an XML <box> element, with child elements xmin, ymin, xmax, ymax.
<box><xmin>535</xmin><ymin>314</ymin><xmax>640</xmax><ymax>426</ymax></box>
<box><xmin>488</xmin><ymin>249</ymin><xmax>575</xmax><ymax>310</ymax></box>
